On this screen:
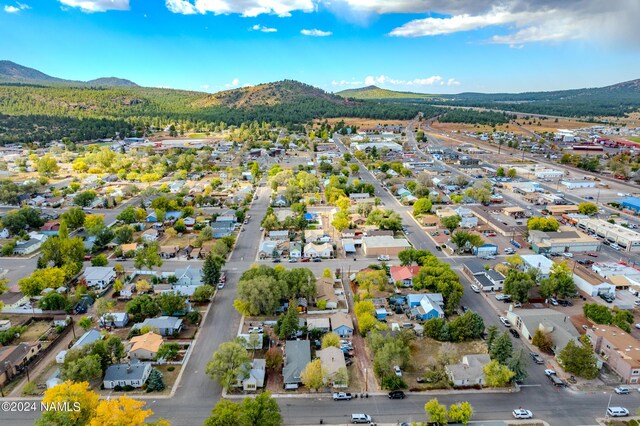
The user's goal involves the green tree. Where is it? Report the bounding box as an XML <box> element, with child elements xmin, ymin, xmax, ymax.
<box><xmin>448</xmin><ymin>402</ymin><xmax>473</xmax><ymax>425</ymax></box>
<box><xmin>204</xmin><ymin>400</ymin><xmax>241</xmax><ymax>426</ymax></box>
<box><xmin>202</xmin><ymin>252</ymin><xmax>224</xmax><ymax>286</ymax></box>
<box><xmin>486</xmin><ymin>325</ymin><xmax>499</xmax><ymax>349</ymax></box>
<box><xmin>450</xmin><ymin>230</ymin><xmax>484</xmax><ymax>254</ymax></box>
<box><xmin>239</xmin><ymin>392</ymin><xmax>282</xmax><ymax>426</ymax></box>
<box><xmin>115</xmin><ymin>225</ymin><xmax>134</xmax><ymax>244</ymax></box>
<box><xmin>490</xmin><ymin>332</ymin><xmax>513</xmax><ymax>364</ymax></box>
<box><xmin>582</xmin><ymin>303</ymin><xmax>613</xmax><ymax>324</ymax></box>
<box><xmin>117</xmin><ymin>206</ymin><xmax>137</xmax><ymax>224</ymax></box>
<box><xmin>483</xmin><ymin>360</ymin><xmax>515</xmax><ymax>386</ymax></box>
<box><xmin>278</xmin><ymin>302</ymin><xmax>300</xmax><ymax>339</ymax></box>
<box><xmin>413</xmin><ymin>197</ymin><xmax>433</xmax><ymax>216</ymax></box>
<box><xmin>61</xmin><ymin>207</ymin><xmax>86</xmax><ymax>230</ymax></box>
<box><xmin>156</xmin><ymin>292</ymin><xmax>186</xmax><ymax>315</ymax></box>
<box><xmin>540</xmin><ymin>261</ymin><xmax>576</xmax><ymax>298</ymax></box>
<box><xmin>37</xmin><ymin>155</ymin><xmax>59</xmax><ymax>177</ymax></box>
<box><xmin>527</xmin><ymin>216</ymin><xmax>560</xmax><ymax>231</ymax></box>
<box><xmin>146</xmin><ymin>368</ymin><xmax>165</xmax><ymax>392</ymax></box>
<box><xmin>126</xmin><ymin>294</ymin><xmax>160</xmax><ymax>323</ymax></box>
<box><xmin>61</xmin><ymin>353</ymin><xmax>102</xmax><ymax>382</ymax></box>
<box><xmin>105</xmin><ymin>335</ymin><xmax>125</xmax><ymax>364</ymax></box>
<box><xmin>74</xmin><ymin>190</ymin><xmax>97</xmax><ymax>208</ymax></box>
<box><xmin>441</xmin><ymin>215</ymin><xmax>462</xmax><ymax>232</ymax></box>
<box><xmin>496</xmin><ymin>167</ymin><xmax>505</xmax><ymax>177</ymax></box>
<box><xmin>91</xmin><ymin>254</ymin><xmax>108</xmax><ymax>267</ymax></box>
<box><xmin>425</xmin><ymin>398</ymin><xmax>448</xmax><ymax>425</ymax></box>
<box><xmin>578</xmin><ymin>202</ymin><xmax>598</xmax><ymax>215</ymax></box>
<box><xmin>449</xmin><ymin>311</ymin><xmax>485</xmax><ymax>342</ymax></box>
<box><xmin>134</xmin><ymin>242</ymin><xmax>163</xmax><ymax>270</ymax></box>
<box><xmin>78</xmin><ymin>317</ymin><xmax>92</xmax><ymax>331</ymax></box>
<box><xmin>157</xmin><ymin>343</ymin><xmax>180</xmax><ymax>361</ymax></box>
<box><xmin>38</xmin><ymin>292</ymin><xmax>68</xmax><ymax>311</ymax></box>
<box><xmin>506</xmin><ymin>349</ymin><xmax>529</xmax><ymax>382</ymax></box>
<box><xmin>206</xmin><ymin>340</ymin><xmax>251</xmax><ymax>391</ymax></box>
<box><xmin>321</xmin><ymin>332</ymin><xmax>340</xmax><ymax>349</ymax></box>
<box><xmin>557</xmin><ymin>340</ymin><xmax>598</xmax><ymax>379</ymax></box>
<box><xmin>192</xmin><ymin>285</ymin><xmax>215</xmax><ymax>302</ymax></box>
<box><xmin>506</xmin><ymin>168</ymin><xmax>517</xmax><ymax>178</ymax></box>
<box><xmin>503</xmin><ymin>269</ymin><xmax>536</xmax><ymax>303</ymax></box>
<box><xmin>301</xmin><ymin>358</ymin><xmax>326</xmax><ymax>391</ymax></box>
<box><xmin>505</xmin><ymin>253</ymin><xmax>523</xmax><ymax>268</ymax></box>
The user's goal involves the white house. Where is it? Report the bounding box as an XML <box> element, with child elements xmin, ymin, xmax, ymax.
<box><xmin>103</xmin><ymin>362</ymin><xmax>152</xmax><ymax>389</ymax></box>
<box><xmin>99</xmin><ymin>312</ymin><xmax>129</xmax><ymax>328</ymax></box>
<box><xmin>0</xmin><ymin>228</ymin><xmax>9</xmax><ymax>238</ymax></box>
<box><xmin>446</xmin><ymin>354</ymin><xmax>491</xmax><ymax>386</ymax></box>
<box><xmin>304</xmin><ymin>242</ymin><xmax>333</xmax><ymax>258</ymax></box>
<box><xmin>84</xmin><ymin>267</ymin><xmax>116</xmax><ymax>289</ymax></box>
<box><xmin>141</xmin><ymin>229</ymin><xmax>159</xmax><ymax>242</ymax></box>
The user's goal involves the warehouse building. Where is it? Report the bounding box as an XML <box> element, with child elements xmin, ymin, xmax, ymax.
<box><xmin>618</xmin><ymin>197</ymin><xmax>640</xmax><ymax>214</ymax></box>
<box><xmin>560</xmin><ymin>180</ymin><xmax>596</xmax><ymax>190</ymax></box>
<box><xmin>528</xmin><ymin>227</ymin><xmax>600</xmax><ymax>254</ymax></box>
<box><xmin>362</xmin><ymin>236</ymin><xmax>411</xmax><ymax>257</ymax></box>
<box><xmin>577</xmin><ymin>218</ymin><xmax>640</xmax><ymax>252</ymax></box>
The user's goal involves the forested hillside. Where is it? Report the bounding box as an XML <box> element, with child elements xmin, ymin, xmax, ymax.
<box><xmin>337</xmin><ymin>85</ymin><xmax>436</xmax><ymax>100</ymax></box>
<box><xmin>0</xmin><ymin>77</ymin><xmax>439</xmax><ymax>143</ymax></box>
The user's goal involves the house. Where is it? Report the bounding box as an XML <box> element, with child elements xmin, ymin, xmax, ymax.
<box><xmin>52</xmin><ymin>315</ymin><xmax>69</xmax><ymax>327</ymax></box>
<box><xmin>330</xmin><ymin>312</ymin><xmax>354</xmax><ymax>337</ymax></box>
<box><xmin>317</xmin><ymin>346</ymin><xmax>347</xmax><ymax>387</ymax></box>
<box><xmin>375</xmin><ymin>308</ymin><xmax>387</xmax><ymax>321</ymax></box>
<box><xmin>268</xmin><ymin>230</ymin><xmax>289</xmax><ymax>241</ymax></box>
<box><xmin>362</xmin><ymin>236</ymin><xmax>411</xmax><ymax>257</ymax></box>
<box><xmin>306</xmin><ymin>317</ymin><xmax>331</xmax><ymax>333</ymax></box>
<box><xmin>84</xmin><ymin>267</ymin><xmax>116</xmax><ymax>289</ymax></box>
<box><xmin>283</xmin><ymin>340</ymin><xmax>311</xmax><ymax>389</ymax></box>
<box><xmin>128</xmin><ymin>332</ymin><xmax>164</xmax><ymax>361</ymax></box>
<box><xmin>587</xmin><ymin>325</ymin><xmax>640</xmax><ymax>384</ymax></box>
<box><xmin>0</xmin><ymin>319</ymin><xmax>11</xmax><ymax>331</ymax></box>
<box><xmin>505</xmin><ymin>308</ymin><xmax>580</xmax><ymax>355</ymax></box>
<box><xmin>173</xmin><ymin>266</ymin><xmax>203</xmax><ymax>287</ymax></box>
<box><xmin>258</xmin><ymin>240</ymin><xmax>279</xmax><ymax>259</ymax></box>
<box><xmin>390</xmin><ymin>265</ymin><xmax>421</xmax><ymax>287</ymax></box>
<box><xmin>160</xmin><ymin>245</ymin><xmax>180</xmax><ymax>259</ymax></box>
<box><xmin>289</xmin><ymin>242</ymin><xmax>302</xmax><ymax>258</ymax></box>
<box><xmin>40</xmin><ymin>221</ymin><xmax>61</xmax><ymax>236</ymax></box>
<box><xmin>13</xmin><ymin>234</ymin><xmax>48</xmax><ymax>255</ymax></box>
<box><xmin>56</xmin><ymin>330</ymin><xmax>103</xmax><ymax>363</ymax></box>
<box><xmin>120</xmin><ymin>283</ymin><xmax>136</xmax><ymax>299</ymax></box>
<box><xmin>0</xmin><ymin>292</ymin><xmax>29</xmax><ymax>310</ymax></box>
<box><xmin>274</xmin><ymin>195</ymin><xmax>288</xmax><ymax>207</ymax></box>
<box><xmin>141</xmin><ymin>228</ymin><xmax>159</xmax><ymax>242</ymax></box>
<box><xmin>316</xmin><ymin>277</ymin><xmax>339</xmax><ymax>310</ymax></box>
<box><xmin>146</xmin><ymin>212</ymin><xmax>159</xmax><ymax>223</ymax></box>
<box><xmin>304</xmin><ymin>242</ymin><xmax>333</xmax><ymax>258</ymax></box>
<box><xmin>121</xmin><ymin>243</ymin><xmax>138</xmax><ymax>254</ymax></box>
<box><xmin>99</xmin><ymin>312</ymin><xmax>129</xmax><ymax>328</ymax></box>
<box><xmin>169</xmin><ymin>180</ymin><xmax>185</xmax><ymax>193</ymax></box>
<box><xmin>446</xmin><ymin>354</ymin><xmax>491</xmax><ymax>386</ymax></box>
<box><xmin>521</xmin><ymin>254</ymin><xmax>555</xmax><ymax>279</ymax></box>
<box><xmin>0</xmin><ymin>228</ymin><xmax>8</xmax><ymax>238</ymax></box>
<box><xmin>305</xmin><ymin>229</ymin><xmax>330</xmax><ymax>243</ymax></box>
<box><xmin>239</xmin><ymin>359</ymin><xmax>266</xmax><ymax>392</ymax></box>
<box><xmin>349</xmin><ymin>193</ymin><xmax>372</xmax><ymax>202</ymax></box>
<box><xmin>0</xmin><ymin>343</ymin><xmax>42</xmax><ymax>386</ymax></box>
<box><xmin>132</xmin><ymin>316</ymin><xmax>183</xmax><ymax>336</ymax></box>
<box><xmin>408</xmin><ymin>294</ymin><xmax>445</xmax><ymax>321</ymax></box>
<box><xmin>471</xmin><ymin>269</ymin><xmax>505</xmax><ymax>292</ymax></box>
<box><xmin>103</xmin><ymin>362</ymin><xmax>152</xmax><ymax>389</ymax></box>
<box><xmin>183</xmin><ymin>217</ymin><xmax>196</xmax><ymax>230</ymax></box>
<box><xmin>211</xmin><ymin>221</ymin><xmax>235</xmax><ymax>238</ymax></box>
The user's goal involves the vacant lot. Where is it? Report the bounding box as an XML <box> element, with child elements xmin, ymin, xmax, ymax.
<box><xmin>17</xmin><ymin>321</ymin><xmax>51</xmax><ymax>343</ymax></box>
<box><xmin>316</xmin><ymin>117</ymin><xmax>408</xmax><ymax>129</ymax></box>
<box><xmin>431</xmin><ymin>121</ymin><xmax>529</xmax><ymax>136</ymax></box>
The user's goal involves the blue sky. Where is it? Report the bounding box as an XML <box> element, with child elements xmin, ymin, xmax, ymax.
<box><xmin>0</xmin><ymin>0</ymin><xmax>638</xmax><ymax>94</ymax></box>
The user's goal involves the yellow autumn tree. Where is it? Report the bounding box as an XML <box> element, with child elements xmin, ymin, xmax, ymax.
<box><xmin>36</xmin><ymin>381</ymin><xmax>99</xmax><ymax>426</ymax></box>
<box><xmin>89</xmin><ymin>396</ymin><xmax>153</xmax><ymax>426</ymax></box>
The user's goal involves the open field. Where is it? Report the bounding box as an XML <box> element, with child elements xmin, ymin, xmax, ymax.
<box><xmin>314</xmin><ymin>117</ymin><xmax>409</xmax><ymax>129</ymax></box>
<box><xmin>517</xmin><ymin>117</ymin><xmax>600</xmax><ymax>133</ymax></box>
<box><xmin>17</xmin><ymin>321</ymin><xmax>51</xmax><ymax>343</ymax></box>
<box><xmin>430</xmin><ymin>121</ymin><xmax>530</xmax><ymax>136</ymax></box>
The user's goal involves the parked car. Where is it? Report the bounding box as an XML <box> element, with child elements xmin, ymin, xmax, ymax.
<box><xmin>512</xmin><ymin>409</ymin><xmax>533</xmax><ymax>419</ymax></box>
<box><xmin>301</xmin><ymin>257</ymin><xmax>310</xmax><ymax>262</ymax></box>
<box><xmin>333</xmin><ymin>392</ymin><xmax>353</xmax><ymax>401</ymax></box>
<box><xmin>470</xmin><ymin>284</ymin><xmax>480</xmax><ymax>293</ymax></box>
<box><xmin>394</xmin><ymin>365</ymin><xmax>402</xmax><ymax>377</ymax></box>
<box><xmin>587</xmin><ymin>252</ymin><xmax>599</xmax><ymax>257</ymax></box>
<box><xmin>272</xmin><ymin>258</ymin><xmax>281</xmax><ymax>263</ymax></box>
<box><xmin>614</xmin><ymin>386</ymin><xmax>630</xmax><ymax>395</ymax></box>
<box><xmin>217</xmin><ymin>282</ymin><xmax>225</xmax><ymax>289</ymax></box>
<box><xmin>377</xmin><ymin>255</ymin><xmax>390</xmax><ymax>261</ymax></box>
<box><xmin>499</xmin><ymin>316</ymin><xmax>511</xmax><ymax>327</ymax></box>
<box><xmin>530</xmin><ymin>352</ymin><xmax>544</xmax><ymax>364</ymax></box>
<box><xmin>388</xmin><ymin>391</ymin><xmax>405</xmax><ymax>399</ymax></box>
<box><xmin>509</xmin><ymin>329</ymin><xmax>520</xmax><ymax>338</ymax></box>
<box><xmin>288</xmin><ymin>258</ymin><xmax>298</xmax><ymax>263</ymax></box>
<box><xmin>313</xmin><ymin>258</ymin><xmax>322</xmax><ymax>262</ymax></box>
<box><xmin>544</xmin><ymin>369</ymin><xmax>556</xmax><ymax>377</ymax></box>
<box><xmin>606</xmin><ymin>407</ymin><xmax>629</xmax><ymax>417</ymax></box>
<box><xmin>549</xmin><ymin>298</ymin><xmax>559</xmax><ymax>306</ymax></box>
<box><xmin>577</xmin><ymin>259</ymin><xmax>594</xmax><ymax>266</ymax></box>
<box><xmin>495</xmin><ymin>294</ymin><xmax>510</xmax><ymax>301</ymax></box>
<box><xmin>351</xmin><ymin>414</ymin><xmax>372</xmax><ymax>424</ymax></box>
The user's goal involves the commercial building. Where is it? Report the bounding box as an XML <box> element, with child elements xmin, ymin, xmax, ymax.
<box><xmin>560</xmin><ymin>180</ymin><xmax>596</xmax><ymax>190</ymax></box>
<box><xmin>587</xmin><ymin>325</ymin><xmax>640</xmax><ymax>384</ymax></box>
<box><xmin>506</xmin><ymin>309</ymin><xmax>580</xmax><ymax>355</ymax></box>
<box><xmin>618</xmin><ymin>197</ymin><xmax>640</xmax><ymax>214</ymax></box>
<box><xmin>545</xmin><ymin>205</ymin><xmax>580</xmax><ymax>216</ymax></box>
<box><xmin>528</xmin><ymin>226</ymin><xmax>600</xmax><ymax>254</ymax></box>
<box><xmin>362</xmin><ymin>236</ymin><xmax>411</xmax><ymax>257</ymax></box>
<box><xmin>572</xmin><ymin>264</ymin><xmax>616</xmax><ymax>297</ymax></box>
<box><xmin>535</xmin><ymin>169</ymin><xmax>565</xmax><ymax>179</ymax></box>
<box><xmin>577</xmin><ymin>218</ymin><xmax>640</xmax><ymax>252</ymax></box>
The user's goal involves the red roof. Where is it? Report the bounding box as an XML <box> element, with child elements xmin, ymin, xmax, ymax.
<box><xmin>390</xmin><ymin>266</ymin><xmax>421</xmax><ymax>282</ymax></box>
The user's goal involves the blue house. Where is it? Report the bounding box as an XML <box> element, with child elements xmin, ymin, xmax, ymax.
<box><xmin>407</xmin><ymin>293</ymin><xmax>445</xmax><ymax>321</ymax></box>
<box><xmin>375</xmin><ymin>308</ymin><xmax>387</xmax><ymax>321</ymax></box>
<box><xmin>473</xmin><ymin>244</ymin><xmax>498</xmax><ymax>257</ymax></box>
<box><xmin>146</xmin><ymin>211</ymin><xmax>158</xmax><ymax>222</ymax></box>
<box><xmin>303</xmin><ymin>213</ymin><xmax>319</xmax><ymax>223</ymax></box>
<box><xmin>212</xmin><ymin>221</ymin><xmax>234</xmax><ymax>238</ymax></box>
<box><xmin>165</xmin><ymin>211</ymin><xmax>182</xmax><ymax>221</ymax></box>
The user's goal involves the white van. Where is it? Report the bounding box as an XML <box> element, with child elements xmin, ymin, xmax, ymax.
<box><xmin>610</xmin><ymin>243</ymin><xmax>621</xmax><ymax>251</ymax></box>
<box><xmin>351</xmin><ymin>414</ymin><xmax>372</xmax><ymax>424</ymax></box>
<box><xmin>607</xmin><ymin>407</ymin><xmax>629</xmax><ymax>417</ymax></box>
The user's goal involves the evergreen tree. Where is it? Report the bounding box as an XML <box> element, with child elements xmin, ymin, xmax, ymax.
<box><xmin>490</xmin><ymin>332</ymin><xmax>513</xmax><ymax>365</ymax></box>
<box><xmin>146</xmin><ymin>368</ymin><xmax>165</xmax><ymax>392</ymax></box>
<box><xmin>202</xmin><ymin>252</ymin><xmax>224</xmax><ymax>286</ymax></box>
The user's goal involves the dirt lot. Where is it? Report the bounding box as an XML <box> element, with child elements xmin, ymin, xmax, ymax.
<box><xmin>431</xmin><ymin>121</ymin><xmax>530</xmax><ymax>136</ymax></box>
<box><xmin>405</xmin><ymin>338</ymin><xmax>488</xmax><ymax>390</ymax></box>
<box><xmin>315</xmin><ymin>117</ymin><xmax>408</xmax><ymax>129</ymax></box>
<box><xmin>17</xmin><ymin>321</ymin><xmax>51</xmax><ymax>343</ymax></box>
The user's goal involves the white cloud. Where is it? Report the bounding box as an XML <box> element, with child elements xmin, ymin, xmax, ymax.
<box><xmin>200</xmin><ymin>84</ymin><xmax>209</xmax><ymax>90</ymax></box>
<box><xmin>250</xmin><ymin>24</ymin><xmax>277</xmax><ymax>33</ymax></box>
<box><xmin>165</xmin><ymin>0</ymin><xmax>314</xmax><ymax>17</ymax></box>
<box><xmin>224</xmin><ymin>78</ymin><xmax>241</xmax><ymax>88</ymax></box>
<box><xmin>361</xmin><ymin>74</ymin><xmax>456</xmax><ymax>87</ymax></box>
<box><xmin>300</xmin><ymin>28</ymin><xmax>332</xmax><ymax>37</ymax></box>
<box><xmin>59</xmin><ymin>0</ymin><xmax>129</xmax><ymax>12</ymax></box>
<box><xmin>331</xmin><ymin>80</ymin><xmax>364</xmax><ymax>86</ymax></box>
<box><xmin>4</xmin><ymin>2</ymin><xmax>29</xmax><ymax>13</ymax></box>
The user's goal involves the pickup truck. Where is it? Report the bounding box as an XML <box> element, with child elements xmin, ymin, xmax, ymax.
<box><xmin>332</xmin><ymin>392</ymin><xmax>353</xmax><ymax>401</ymax></box>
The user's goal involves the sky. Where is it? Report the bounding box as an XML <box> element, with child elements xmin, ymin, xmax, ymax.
<box><xmin>0</xmin><ymin>0</ymin><xmax>639</xmax><ymax>94</ymax></box>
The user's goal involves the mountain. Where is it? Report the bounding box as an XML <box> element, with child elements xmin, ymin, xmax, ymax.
<box><xmin>86</xmin><ymin>77</ymin><xmax>138</xmax><ymax>87</ymax></box>
<box><xmin>0</xmin><ymin>60</ymin><xmax>138</xmax><ymax>87</ymax></box>
<box><xmin>337</xmin><ymin>85</ymin><xmax>436</xmax><ymax>100</ymax></box>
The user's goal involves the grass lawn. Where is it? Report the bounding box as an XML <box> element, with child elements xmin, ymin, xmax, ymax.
<box><xmin>188</xmin><ymin>133</ymin><xmax>207</xmax><ymax>138</ymax></box>
<box><xmin>17</xmin><ymin>321</ymin><xmax>51</xmax><ymax>343</ymax></box>
<box><xmin>627</xmin><ymin>136</ymin><xmax>640</xmax><ymax>143</ymax></box>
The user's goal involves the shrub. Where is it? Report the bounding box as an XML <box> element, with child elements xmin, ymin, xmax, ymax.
<box><xmin>167</xmin><ymin>366</ymin><xmax>175</xmax><ymax>372</ymax></box>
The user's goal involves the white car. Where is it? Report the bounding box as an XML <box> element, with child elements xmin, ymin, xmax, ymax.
<box><xmin>377</xmin><ymin>255</ymin><xmax>390</xmax><ymax>261</ymax></box>
<box><xmin>544</xmin><ymin>369</ymin><xmax>556</xmax><ymax>377</ymax></box>
<box><xmin>470</xmin><ymin>284</ymin><xmax>480</xmax><ymax>293</ymax></box>
<box><xmin>499</xmin><ymin>316</ymin><xmax>511</xmax><ymax>327</ymax></box>
<box><xmin>394</xmin><ymin>365</ymin><xmax>402</xmax><ymax>377</ymax></box>
<box><xmin>614</xmin><ymin>386</ymin><xmax>630</xmax><ymax>395</ymax></box>
<box><xmin>562</xmin><ymin>252</ymin><xmax>573</xmax><ymax>258</ymax></box>
<box><xmin>512</xmin><ymin>409</ymin><xmax>533</xmax><ymax>419</ymax></box>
